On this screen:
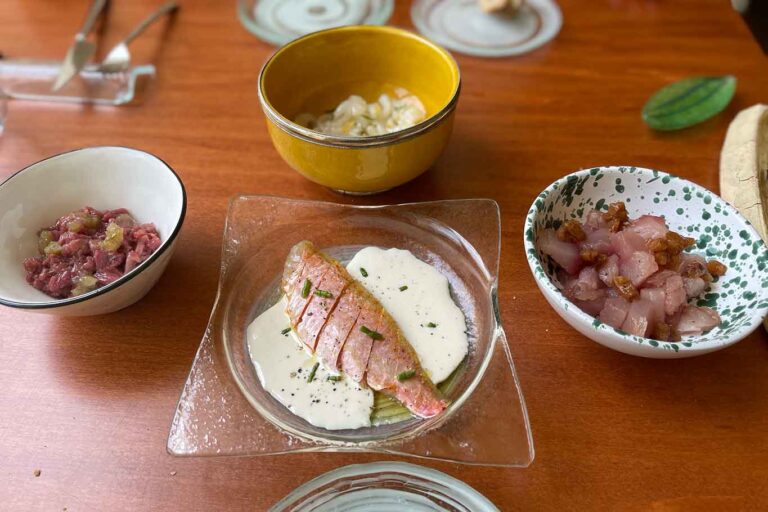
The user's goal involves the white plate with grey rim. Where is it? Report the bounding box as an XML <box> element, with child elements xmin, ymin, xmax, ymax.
<box><xmin>411</xmin><ymin>0</ymin><xmax>562</xmax><ymax>58</ymax></box>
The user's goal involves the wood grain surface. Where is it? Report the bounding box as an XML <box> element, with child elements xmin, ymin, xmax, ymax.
<box><xmin>1</xmin><ymin>1</ymin><xmax>766</xmax><ymax>510</ymax></box>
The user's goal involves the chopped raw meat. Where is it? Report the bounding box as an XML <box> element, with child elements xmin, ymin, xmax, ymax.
<box><xmin>598</xmin><ymin>254</ymin><xmax>620</xmax><ymax>287</ymax></box>
<box><xmin>539</xmin><ymin>229</ymin><xmax>582</xmax><ymax>275</ymax></box>
<box><xmin>23</xmin><ymin>207</ymin><xmax>161</xmax><ymax>299</ymax></box>
<box><xmin>625</xmin><ymin>215</ymin><xmax>668</xmax><ymax>241</ymax></box>
<box><xmin>610</xmin><ymin>230</ymin><xmax>648</xmax><ymax>260</ymax></box>
<box><xmin>663</xmin><ymin>274</ymin><xmax>687</xmax><ymax>316</ymax></box>
<box><xmin>574</xmin><ymin>295</ymin><xmax>607</xmax><ymax>316</ymax></box>
<box><xmin>675</xmin><ymin>306</ymin><xmax>721</xmax><ymax>335</ymax></box>
<box><xmin>584</xmin><ymin>210</ymin><xmax>608</xmax><ymax>232</ymax></box>
<box><xmin>621</xmin><ymin>299</ymin><xmax>655</xmax><ymax>337</ymax></box>
<box><xmin>580</xmin><ymin>228</ymin><xmax>614</xmax><ymax>255</ymax></box>
<box><xmin>678</xmin><ymin>254</ymin><xmax>710</xmax><ymax>280</ymax></box>
<box><xmin>539</xmin><ymin>202</ymin><xmax>725</xmax><ymax>341</ymax></box>
<box><xmin>682</xmin><ymin>277</ymin><xmax>707</xmax><ymax>299</ymax></box>
<box><xmin>564</xmin><ymin>267</ymin><xmax>603</xmax><ymax>301</ymax></box>
<box><xmin>644</xmin><ymin>270</ymin><xmax>678</xmax><ymax>288</ymax></box>
<box><xmin>620</xmin><ymin>251</ymin><xmax>659</xmax><ymax>287</ymax></box>
<box><xmin>640</xmin><ymin>288</ymin><xmax>666</xmax><ymax>325</ymax></box>
<box><xmin>599</xmin><ymin>297</ymin><xmax>631</xmax><ymax>328</ymax></box>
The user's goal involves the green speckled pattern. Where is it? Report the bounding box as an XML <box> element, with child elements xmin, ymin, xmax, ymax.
<box><xmin>524</xmin><ymin>166</ymin><xmax>768</xmax><ymax>355</ymax></box>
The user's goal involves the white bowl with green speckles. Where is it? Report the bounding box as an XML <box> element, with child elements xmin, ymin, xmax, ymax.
<box><xmin>524</xmin><ymin>165</ymin><xmax>768</xmax><ymax>358</ymax></box>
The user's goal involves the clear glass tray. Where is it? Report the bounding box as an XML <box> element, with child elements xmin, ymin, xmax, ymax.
<box><xmin>0</xmin><ymin>58</ymin><xmax>155</xmax><ymax>105</ymax></box>
<box><xmin>167</xmin><ymin>196</ymin><xmax>533</xmax><ymax>467</ymax></box>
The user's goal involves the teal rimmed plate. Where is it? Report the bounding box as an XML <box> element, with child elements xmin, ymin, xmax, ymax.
<box><xmin>523</xmin><ymin>166</ymin><xmax>768</xmax><ymax>358</ymax></box>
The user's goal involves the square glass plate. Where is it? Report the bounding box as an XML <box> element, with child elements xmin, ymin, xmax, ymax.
<box><xmin>167</xmin><ymin>196</ymin><xmax>534</xmax><ymax>467</ymax></box>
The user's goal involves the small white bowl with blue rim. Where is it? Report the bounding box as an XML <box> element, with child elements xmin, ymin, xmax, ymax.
<box><xmin>524</xmin><ymin>165</ymin><xmax>768</xmax><ymax>358</ymax></box>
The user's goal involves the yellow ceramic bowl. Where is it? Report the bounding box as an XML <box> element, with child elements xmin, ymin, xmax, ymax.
<box><xmin>258</xmin><ymin>25</ymin><xmax>461</xmax><ymax>194</ymax></box>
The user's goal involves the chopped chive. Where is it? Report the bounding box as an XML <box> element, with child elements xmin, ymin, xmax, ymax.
<box><xmin>327</xmin><ymin>375</ymin><xmax>343</xmax><ymax>382</ymax></box>
<box><xmin>426</xmin><ymin>322</ymin><xmax>437</xmax><ymax>328</ymax></box>
<box><xmin>281</xmin><ymin>327</ymin><xmax>291</xmax><ymax>336</ymax></box>
<box><xmin>314</xmin><ymin>289</ymin><xmax>333</xmax><ymax>299</ymax></box>
<box><xmin>301</xmin><ymin>279</ymin><xmax>311</xmax><ymax>298</ymax></box>
<box><xmin>360</xmin><ymin>267</ymin><xmax>368</xmax><ymax>277</ymax></box>
<box><xmin>399</xmin><ymin>285</ymin><xmax>408</xmax><ymax>291</ymax></box>
<box><xmin>397</xmin><ymin>369</ymin><xmax>416</xmax><ymax>381</ymax></box>
<box><xmin>360</xmin><ymin>325</ymin><xmax>384</xmax><ymax>340</ymax></box>
<box><xmin>307</xmin><ymin>362</ymin><xmax>319</xmax><ymax>383</ymax></box>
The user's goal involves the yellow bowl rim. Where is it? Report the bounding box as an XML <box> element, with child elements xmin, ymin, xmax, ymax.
<box><xmin>257</xmin><ymin>25</ymin><xmax>461</xmax><ymax>149</ymax></box>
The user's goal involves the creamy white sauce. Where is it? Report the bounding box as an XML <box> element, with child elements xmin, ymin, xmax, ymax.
<box><xmin>247</xmin><ymin>298</ymin><xmax>374</xmax><ymax>431</ymax></box>
<box><xmin>247</xmin><ymin>247</ymin><xmax>469</xmax><ymax>430</ymax></box>
<box><xmin>347</xmin><ymin>247</ymin><xmax>469</xmax><ymax>384</ymax></box>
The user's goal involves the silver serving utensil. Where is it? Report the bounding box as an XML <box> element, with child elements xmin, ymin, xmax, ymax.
<box><xmin>52</xmin><ymin>0</ymin><xmax>110</xmax><ymax>91</ymax></box>
<box><xmin>99</xmin><ymin>1</ymin><xmax>178</xmax><ymax>74</ymax></box>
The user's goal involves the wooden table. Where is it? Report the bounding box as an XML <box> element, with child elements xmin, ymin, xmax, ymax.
<box><xmin>2</xmin><ymin>1</ymin><xmax>766</xmax><ymax>510</ymax></box>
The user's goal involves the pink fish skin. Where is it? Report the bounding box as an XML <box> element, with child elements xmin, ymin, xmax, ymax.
<box><xmin>315</xmin><ymin>288</ymin><xmax>361</xmax><ymax>372</ymax></box>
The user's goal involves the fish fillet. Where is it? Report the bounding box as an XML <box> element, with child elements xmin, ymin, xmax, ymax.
<box><xmin>282</xmin><ymin>241</ymin><xmax>448</xmax><ymax>418</ymax></box>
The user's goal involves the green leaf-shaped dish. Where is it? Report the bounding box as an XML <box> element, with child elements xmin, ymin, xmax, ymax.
<box><xmin>642</xmin><ymin>75</ymin><xmax>737</xmax><ymax>131</ymax></box>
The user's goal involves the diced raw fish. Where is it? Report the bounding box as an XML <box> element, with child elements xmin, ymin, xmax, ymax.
<box><xmin>565</xmin><ymin>267</ymin><xmax>604</xmax><ymax>301</ymax></box>
<box><xmin>626</xmin><ymin>215</ymin><xmax>668</xmax><ymax>241</ymax></box>
<box><xmin>644</xmin><ymin>270</ymin><xmax>678</xmax><ymax>288</ymax></box>
<box><xmin>539</xmin><ymin>229</ymin><xmax>582</xmax><ymax>275</ymax></box>
<box><xmin>598</xmin><ymin>254</ymin><xmax>620</xmax><ymax>287</ymax></box>
<box><xmin>620</xmin><ymin>251</ymin><xmax>659</xmax><ymax>287</ymax></box>
<box><xmin>575</xmin><ymin>294</ymin><xmax>607</xmax><ymax>316</ymax></box>
<box><xmin>675</xmin><ymin>305</ymin><xmax>721</xmax><ymax>335</ymax></box>
<box><xmin>610</xmin><ymin>230</ymin><xmax>648</xmax><ymax>260</ymax></box>
<box><xmin>580</xmin><ymin>228</ymin><xmax>614</xmax><ymax>255</ymax></box>
<box><xmin>621</xmin><ymin>299</ymin><xmax>655</xmax><ymax>337</ymax></box>
<box><xmin>683</xmin><ymin>277</ymin><xmax>707</xmax><ymax>298</ymax></box>
<box><xmin>663</xmin><ymin>274</ymin><xmax>687</xmax><ymax>316</ymax></box>
<box><xmin>678</xmin><ymin>254</ymin><xmax>709</xmax><ymax>278</ymax></box>
<box><xmin>599</xmin><ymin>297</ymin><xmax>631</xmax><ymax>328</ymax></box>
<box><xmin>583</xmin><ymin>210</ymin><xmax>608</xmax><ymax>232</ymax></box>
<box><xmin>639</xmin><ymin>288</ymin><xmax>666</xmax><ymax>325</ymax></box>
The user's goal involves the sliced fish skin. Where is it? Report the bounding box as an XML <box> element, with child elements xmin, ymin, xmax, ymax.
<box><xmin>296</xmin><ymin>263</ymin><xmax>348</xmax><ymax>352</ymax></box>
<box><xmin>315</xmin><ymin>288</ymin><xmax>361</xmax><ymax>372</ymax></box>
<box><xmin>282</xmin><ymin>241</ymin><xmax>448</xmax><ymax>418</ymax></box>
<box><xmin>366</xmin><ymin>318</ymin><xmax>448</xmax><ymax>418</ymax></box>
<box><xmin>339</xmin><ymin>301</ymin><xmax>380</xmax><ymax>384</ymax></box>
<box><xmin>283</xmin><ymin>244</ymin><xmax>330</xmax><ymax>345</ymax></box>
